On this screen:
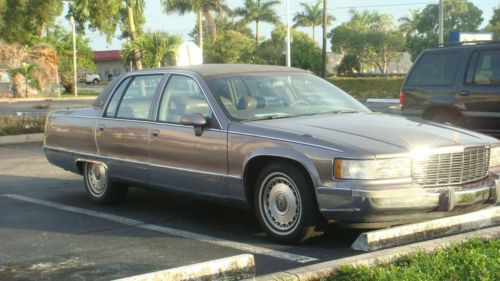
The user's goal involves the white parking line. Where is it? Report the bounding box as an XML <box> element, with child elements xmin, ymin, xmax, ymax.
<box><xmin>2</xmin><ymin>194</ymin><xmax>317</xmax><ymax>264</ymax></box>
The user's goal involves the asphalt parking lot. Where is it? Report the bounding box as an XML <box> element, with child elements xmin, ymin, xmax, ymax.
<box><xmin>0</xmin><ymin>143</ymin><xmax>367</xmax><ymax>281</ymax></box>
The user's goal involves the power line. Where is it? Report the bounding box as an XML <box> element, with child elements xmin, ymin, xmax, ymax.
<box><xmin>329</xmin><ymin>2</ymin><xmax>434</xmax><ymax>11</ymax></box>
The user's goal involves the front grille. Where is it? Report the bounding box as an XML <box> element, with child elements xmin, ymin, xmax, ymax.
<box><xmin>413</xmin><ymin>146</ymin><xmax>490</xmax><ymax>187</ymax></box>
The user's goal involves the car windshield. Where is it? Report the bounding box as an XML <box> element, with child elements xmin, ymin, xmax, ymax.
<box><xmin>206</xmin><ymin>73</ymin><xmax>370</xmax><ymax>121</ymax></box>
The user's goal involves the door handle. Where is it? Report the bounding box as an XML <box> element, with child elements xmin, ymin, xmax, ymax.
<box><xmin>151</xmin><ymin>130</ymin><xmax>160</xmax><ymax>137</ymax></box>
<box><xmin>458</xmin><ymin>90</ymin><xmax>470</xmax><ymax>96</ymax></box>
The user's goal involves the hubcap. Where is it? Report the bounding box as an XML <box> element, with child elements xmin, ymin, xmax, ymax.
<box><xmin>260</xmin><ymin>173</ymin><xmax>301</xmax><ymax>234</ymax></box>
<box><xmin>87</xmin><ymin>163</ymin><xmax>108</xmax><ymax>196</ymax></box>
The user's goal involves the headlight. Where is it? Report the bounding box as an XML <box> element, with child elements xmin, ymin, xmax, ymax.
<box><xmin>334</xmin><ymin>158</ymin><xmax>411</xmax><ymax>180</ymax></box>
<box><xmin>491</xmin><ymin>146</ymin><xmax>500</xmax><ymax>167</ymax></box>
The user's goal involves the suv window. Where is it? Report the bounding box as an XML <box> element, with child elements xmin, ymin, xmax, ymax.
<box><xmin>115</xmin><ymin>75</ymin><xmax>163</xmax><ymax>120</ymax></box>
<box><xmin>157</xmin><ymin>75</ymin><xmax>212</xmax><ymax>124</ymax></box>
<box><xmin>407</xmin><ymin>52</ymin><xmax>463</xmax><ymax>86</ymax></box>
<box><xmin>472</xmin><ymin>50</ymin><xmax>500</xmax><ymax>85</ymax></box>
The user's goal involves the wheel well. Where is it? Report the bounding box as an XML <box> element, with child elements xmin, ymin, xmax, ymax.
<box><xmin>243</xmin><ymin>156</ymin><xmax>316</xmax><ymax>208</ymax></box>
<box><xmin>76</xmin><ymin>161</ymin><xmax>85</xmax><ymax>175</ymax></box>
<box><xmin>422</xmin><ymin>106</ymin><xmax>462</xmax><ymax>120</ymax></box>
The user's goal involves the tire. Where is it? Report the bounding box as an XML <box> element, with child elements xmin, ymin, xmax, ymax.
<box><xmin>92</xmin><ymin>78</ymin><xmax>99</xmax><ymax>84</ymax></box>
<box><xmin>428</xmin><ymin>110</ymin><xmax>465</xmax><ymax>127</ymax></box>
<box><xmin>83</xmin><ymin>162</ymin><xmax>127</xmax><ymax>205</ymax></box>
<box><xmin>254</xmin><ymin>161</ymin><xmax>320</xmax><ymax>243</ymax></box>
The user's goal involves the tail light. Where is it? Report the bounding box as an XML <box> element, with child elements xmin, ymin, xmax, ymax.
<box><xmin>399</xmin><ymin>90</ymin><xmax>405</xmax><ymax>108</ymax></box>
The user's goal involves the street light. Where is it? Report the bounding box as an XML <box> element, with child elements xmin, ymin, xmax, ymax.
<box><xmin>69</xmin><ymin>16</ymin><xmax>78</xmax><ymax>97</ymax></box>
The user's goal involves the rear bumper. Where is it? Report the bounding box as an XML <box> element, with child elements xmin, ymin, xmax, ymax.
<box><xmin>317</xmin><ymin>177</ymin><xmax>499</xmax><ymax>227</ymax></box>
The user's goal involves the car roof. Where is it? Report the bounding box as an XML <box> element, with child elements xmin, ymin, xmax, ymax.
<box><xmin>141</xmin><ymin>64</ymin><xmax>308</xmax><ymax>77</ymax></box>
<box><xmin>425</xmin><ymin>41</ymin><xmax>500</xmax><ymax>52</ymax></box>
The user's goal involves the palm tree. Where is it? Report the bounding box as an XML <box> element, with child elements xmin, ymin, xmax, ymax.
<box><xmin>235</xmin><ymin>0</ymin><xmax>280</xmax><ymax>45</ymax></box>
<box><xmin>161</xmin><ymin>0</ymin><xmax>227</xmax><ymax>53</ymax></box>
<box><xmin>126</xmin><ymin>0</ymin><xmax>145</xmax><ymax>70</ymax></box>
<box><xmin>123</xmin><ymin>32</ymin><xmax>182</xmax><ymax>68</ymax></box>
<box><xmin>398</xmin><ymin>9</ymin><xmax>420</xmax><ymax>40</ymax></box>
<box><xmin>293</xmin><ymin>1</ymin><xmax>334</xmax><ymax>42</ymax></box>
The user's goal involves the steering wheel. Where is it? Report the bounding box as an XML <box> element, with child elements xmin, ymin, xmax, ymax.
<box><xmin>289</xmin><ymin>99</ymin><xmax>310</xmax><ymax>107</ymax></box>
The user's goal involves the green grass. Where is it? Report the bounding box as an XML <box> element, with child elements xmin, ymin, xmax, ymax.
<box><xmin>59</xmin><ymin>91</ymin><xmax>99</xmax><ymax>97</ymax></box>
<box><xmin>0</xmin><ymin>114</ymin><xmax>46</xmax><ymax>136</ymax></box>
<box><xmin>328</xmin><ymin>76</ymin><xmax>404</xmax><ymax>99</ymax></box>
<box><xmin>327</xmin><ymin>239</ymin><xmax>500</xmax><ymax>281</ymax></box>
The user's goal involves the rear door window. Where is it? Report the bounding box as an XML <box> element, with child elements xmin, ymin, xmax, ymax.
<box><xmin>407</xmin><ymin>52</ymin><xmax>463</xmax><ymax>86</ymax></box>
<box><xmin>115</xmin><ymin>75</ymin><xmax>163</xmax><ymax>120</ymax></box>
<box><xmin>471</xmin><ymin>50</ymin><xmax>500</xmax><ymax>86</ymax></box>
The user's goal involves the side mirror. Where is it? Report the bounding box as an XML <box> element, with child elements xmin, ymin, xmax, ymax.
<box><xmin>180</xmin><ymin>113</ymin><xmax>207</xmax><ymax>136</ymax></box>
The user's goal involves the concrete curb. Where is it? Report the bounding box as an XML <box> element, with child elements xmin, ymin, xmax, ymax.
<box><xmin>0</xmin><ymin>96</ymin><xmax>96</xmax><ymax>103</ymax></box>
<box><xmin>251</xmin><ymin>226</ymin><xmax>500</xmax><ymax>281</ymax></box>
<box><xmin>352</xmin><ymin>205</ymin><xmax>500</xmax><ymax>251</ymax></box>
<box><xmin>113</xmin><ymin>254</ymin><xmax>255</xmax><ymax>281</ymax></box>
<box><xmin>0</xmin><ymin>133</ymin><xmax>43</xmax><ymax>145</ymax></box>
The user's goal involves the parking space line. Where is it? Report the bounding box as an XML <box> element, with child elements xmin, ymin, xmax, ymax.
<box><xmin>2</xmin><ymin>194</ymin><xmax>317</xmax><ymax>264</ymax></box>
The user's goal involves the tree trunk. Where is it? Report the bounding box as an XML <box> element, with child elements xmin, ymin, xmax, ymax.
<box><xmin>204</xmin><ymin>10</ymin><xmax>217</xmax><ymax>44</ymax></box>
<box><xmin>197</xmin><ymin>9</ymin><xmax>203</xmax><ymax>54</ymax></box>
<box><xmin>312</xmin><ymin>25</ymin><xmax>315</xmax><ymax>42</ymax></box>
<box><xmin>256</xmin><ymin>19</ymin><xmax>259</xmax><ymax>44</ymax></box>
<box><xmin>128</xmin><ymin>6</ymin><xmax>143</xmax><ymax>70</ymax></box>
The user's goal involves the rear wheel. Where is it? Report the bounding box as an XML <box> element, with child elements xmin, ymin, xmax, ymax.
<box><xmin>92</xmin><ymin>78</ymin><xmax>99</xmax><ymax>84</ymax></box>
<box><xmin>83</xmin><ymin>162</ymin><xmax>127</xmax><ymax>205</ymax></box>
<box><xmin>255</xmin><ymin>162</ymin><xmax>320</xmax><ymax>243</ymax></box>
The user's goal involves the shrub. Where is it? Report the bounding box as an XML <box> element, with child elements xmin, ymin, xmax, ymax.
<box><xmin>0</xmin><ymin>114</ymin><xmax>45</xmax><ymax>136</ymax></box>
<box><xmin>328</xmin><ymin>76</ymin><xmax>404</xmax><ymax>99</ymax></box>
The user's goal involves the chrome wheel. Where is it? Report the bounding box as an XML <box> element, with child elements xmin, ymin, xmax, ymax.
<box><xmin>86</xmin><ymin>163</ymin><xmax>108</xmax><ymax>197</ymax></box>
<box><xmin>259</xmin><ymin>172</ymin><xmax>301</xmax><ymax>235</ymax></box>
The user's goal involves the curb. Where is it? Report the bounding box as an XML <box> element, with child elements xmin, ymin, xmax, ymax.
<box><xmin>352</xmin><ymin>205</ymin><xmax>500</xmax><ymax>251</ymax></box>
<box><xmin>251</xmin><ymin>226</ymin><xmax>500</xmax><ymax>281</ymax></box>
<box><xmin>0</xmin><ymin>96</ymin><xmax>96</xmax><ymax>103</ymax></box>
<box><xmin>113</xmin><ymin>254</ymin><xmax>255</xmax><ymax>281</ymax></box>
<box><xmin>0</xmin><ymin>133</ymin><xmax>43</xmax><ymax>145</ymax></box>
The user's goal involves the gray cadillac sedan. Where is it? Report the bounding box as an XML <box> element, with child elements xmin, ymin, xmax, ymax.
<box><xmin>44</xmin><ymin>64</ymin><xmax>500</xmax><ymax>243</ymax></box>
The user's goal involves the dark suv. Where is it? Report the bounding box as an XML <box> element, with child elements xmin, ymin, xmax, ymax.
<box><xmin>401</xmin><ymin>41</ymin><xmax>500</xmax><ymax>138</ymax></box>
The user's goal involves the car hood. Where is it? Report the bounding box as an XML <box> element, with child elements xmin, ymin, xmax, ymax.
<box><xmin>246</xmin><ymin>113</ymin><xmax>496</xmax><ymax>155</ymax></box>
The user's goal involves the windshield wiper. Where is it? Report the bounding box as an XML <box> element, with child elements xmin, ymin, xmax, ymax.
<box><xmin>319</xmin><ymin>109</ymin><xmax>358</xmax><ymax>115</ymax></box>
<box><xmin>247</xmin><ymin>114</ymin><xmax>291</xmax><ymax>121</ymax></box>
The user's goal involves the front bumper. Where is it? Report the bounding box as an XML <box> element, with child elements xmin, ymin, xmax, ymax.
<box><xmin>317</xmin><ymin>176</ymin><xmax>500</xmax><ymax>228</ymax></box>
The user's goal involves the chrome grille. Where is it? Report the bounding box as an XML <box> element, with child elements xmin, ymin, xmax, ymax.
<box><xmin>413</xmin><ymin>146</ymin><xmax>490</xmax><ymax>187</ymax></box>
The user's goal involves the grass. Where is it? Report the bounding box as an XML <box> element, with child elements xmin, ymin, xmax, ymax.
<box><xmin>0</xmin><ymin>114</ymin><xmax>46</xmax><ymax>136</ymax></box>
<box><xmin>327</xmin><ymin>238</ymin><xmax>500</xmax><ymax>281</ymax></box>
<box><xmin>59</xmin><ymin>91</ymin><xmax>100</xmax><ymax>97</ymax></box>
<box><xmin>328</xmin><ymin>76</ymin><xmax>404</xmax><ymax>99</ymax></box>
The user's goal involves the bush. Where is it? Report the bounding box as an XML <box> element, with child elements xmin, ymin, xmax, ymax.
<box><xmin>0</xmin><ymin>114</ymin><xmax>45</xmax><ymax>136</ymax></box>
<box><xmin>330</xmin><ymin>239</ymin><xmax>500</xmax><ymax>281</ymax></box>
<box><xmin>328</xmin><ymin>76</ymin><xmax>404</xmax><ymax>99</ymax></box>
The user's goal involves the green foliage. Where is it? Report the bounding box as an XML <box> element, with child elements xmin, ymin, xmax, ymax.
<box><xmin>41</xmin><ymin>26</ymin><xmax>95</xmax><ymax>93</ymax></box>
<box><xmin>293</xmin><ymin>0</ymin><xmax>334</xmax><ymax>42</ymax></box>
<box><xmin>0</xmin><ymin>114</ymin><xmax>45</xmax><ymax>136</ymax></box>
<box><xmin>329</xmin><ymin>239</ymin><xmax>500</xmax><ymax>281</ymax></box>
<box><xmin>329</xmin><ymin>10</ymin><xmax>405</xmax><ymax>74</ymax></box>
<box><xmin>486</xmin><ymin>6</ymin><xmax>500</xmax><ymax>40</ymax></box>
<box><xmin>205</xmin><ymin>30</ymin><xmax>255</xmax><ymax>63</ymax></box>
<box><xmin>0</xmin><ymin>0</ymin><xmax>63</xmax><ymax>45</ymax></box>
<box><xmin>123</xmin><ymin>32</ymin><xmax>182</xmax><ymax>68</ymax></box>
<box><xmin>328</xmin><ymin>77</ymin><xmax>403</xmax><ymax>99</ymax></box>
<box><xmin>398</xmin><ymin>9</ymin><xmax>420</xmax><ymax>40</ymax></box>
<box><xmin>336</xmin><ymin>54</ymin><xmax>360</xmax><ymax>76</ymax></box>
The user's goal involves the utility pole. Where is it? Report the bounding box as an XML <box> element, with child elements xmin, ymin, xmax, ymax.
<box><xmin>69</xmin><ymin>16</ymin><xmax>78</xmax><ymax>97</ymax></box>
<box><xmin>286</xmin><ymin>0</ymin><xmax>291</xmax><ymax>67</ymax></box>
<box><xmin>439</xmin><ymin>0</ymin><xmax>444</xmax><ymax>45</ymax></box>
<box><xmin>321</xmin><ymin>0</ymin><xmax>328</xmax><ymax>77</ymax></box>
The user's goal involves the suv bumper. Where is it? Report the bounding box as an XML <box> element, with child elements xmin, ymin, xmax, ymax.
<box><xmin>317</xmin><ymin>177</ymin><xmax>499</xmax><ymax>228</ymax></box>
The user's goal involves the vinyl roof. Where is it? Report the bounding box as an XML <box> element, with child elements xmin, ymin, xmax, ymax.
<box><xmin>150</xmin><ymin>64</ymin><xmax>308</xmax><ymax>77</ymax></box>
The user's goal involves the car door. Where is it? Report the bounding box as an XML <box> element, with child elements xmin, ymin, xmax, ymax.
<box><xmin>460</xmin><ymin>49</ymin><xmax>500</xmax><ymax>135</ymax></box>
<box><xmin>149</xmin><ymin>74</ymin><xmax>227</xmax><ymax>199</ymax></box>
<box><xmin>96</xmin><ymin>74</ymin><xmax>164</xmax><ymax>185</ymax></box>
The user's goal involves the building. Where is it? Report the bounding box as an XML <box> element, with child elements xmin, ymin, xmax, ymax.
<box><xmin>93</xmin><ymin>50</ymin><xmax>127</xmax><ymax>81</ymax></box>
<box><xmin>327</xmin><ymin>52</ymin><xmax>414</xmax><ymax>75</ymax></box>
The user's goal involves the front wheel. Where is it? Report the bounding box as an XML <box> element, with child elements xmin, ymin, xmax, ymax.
<box><xmin>255</xmin><ymin>162</ymin><xmax>320</xmax><ymax>243</ymax></box>
<box><xmin>83</xmin><ymin>162</ymin><xmax>127</xmax><ymax>205</ymax></box>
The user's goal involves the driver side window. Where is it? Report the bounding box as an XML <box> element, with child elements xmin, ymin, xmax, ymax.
<box><xmin>158</xmin><ymin>75</ymin><xmax>213</xmax><ymax>125</ymax></box>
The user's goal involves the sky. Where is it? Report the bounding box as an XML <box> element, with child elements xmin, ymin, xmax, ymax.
<box><xmin>55</xmin><ymin>0</ymin><xmax>498</xmax><ymax>51</ymax></box>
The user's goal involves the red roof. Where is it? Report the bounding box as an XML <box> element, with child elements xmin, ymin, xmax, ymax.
<box><xmin>93</xmin><ymin>50</ymin><xmax>122</xmax><ymax>62</ymax></box>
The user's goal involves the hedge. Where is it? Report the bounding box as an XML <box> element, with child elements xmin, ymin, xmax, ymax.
<box><xmin>328</xmin><ymin>76</ymin><xmax>404</xmax><ymax>99</ymax></box>
<box><xmin>0</xmin><ymin>114</ymin><xmax>45</xmax><ymax>136</ymax></box>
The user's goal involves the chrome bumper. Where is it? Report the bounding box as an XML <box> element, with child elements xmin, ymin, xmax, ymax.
<box><xmin>317</xmin><ymin>178</ymin><xmax>499</xmax><ymax>226</ymax></box>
